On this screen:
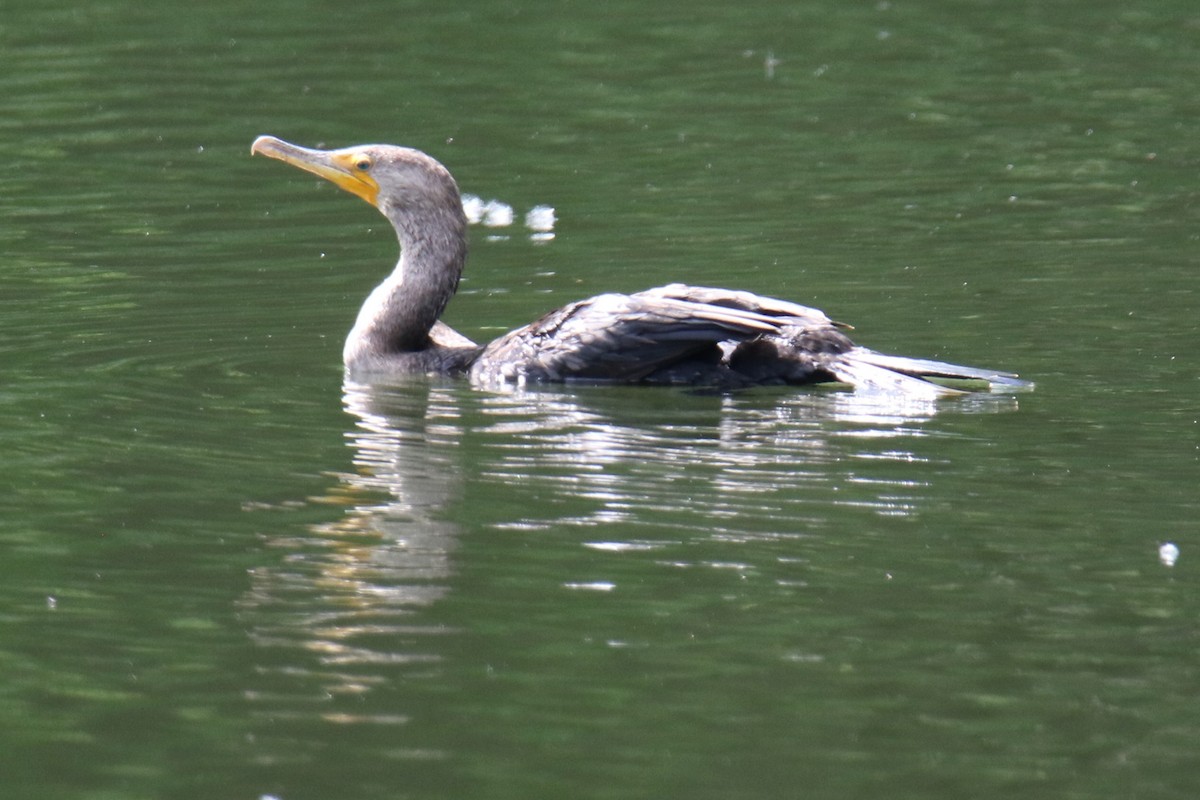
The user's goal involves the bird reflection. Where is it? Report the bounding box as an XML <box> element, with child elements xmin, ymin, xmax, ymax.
<box><xmin>469</xmin><ymin>384</ymin><xmax>1018</xmax><ymax>536</ymax></box>
<box><xmin>239</xmin><ymin>380</ymin><xmax>1017</xmax><ymax>715</ymax></box>
<box><xmin>240</xmin><ymin>378</ymin><xmax>466</xmax><ymax>712</ymax></box>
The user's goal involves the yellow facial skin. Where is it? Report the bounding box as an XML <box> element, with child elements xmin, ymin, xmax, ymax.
<box><xmin>251</xmin><ymin>135</ymin><xmax>380</xmax><ymax>207</ymax></box>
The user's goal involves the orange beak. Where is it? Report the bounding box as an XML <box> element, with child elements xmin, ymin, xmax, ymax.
<box><xmin>251</xmin><ymin>135</ymin><xmax>380</xmax><ymax>207</ymax></box>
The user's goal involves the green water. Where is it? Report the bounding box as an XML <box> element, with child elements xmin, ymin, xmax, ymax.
<box><xmin>4</xmin><ymin>1</ymin><xmax>1200</xmax><ymax>798</ymax></box>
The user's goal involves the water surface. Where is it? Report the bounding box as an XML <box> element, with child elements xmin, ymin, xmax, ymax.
<box><xmin>4</xmin><ymin>1</ymin><xmax>1200</xmax><ymax>798</ymax></box>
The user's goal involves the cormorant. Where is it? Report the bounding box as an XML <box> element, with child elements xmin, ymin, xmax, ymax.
<box><xmin>251</xmin><ymin>135</ymin><xmax>1026</xmax><ymax>397</ymax></box>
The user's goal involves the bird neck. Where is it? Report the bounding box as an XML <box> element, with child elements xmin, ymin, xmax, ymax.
<box><xmin>343</xmin><ymin>203</ymin><xmax>468</xmax><ymax>366</ymax></box>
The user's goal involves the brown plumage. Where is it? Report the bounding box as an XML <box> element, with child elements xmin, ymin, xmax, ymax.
<box><xmin>251</xmin><ymin>136</ymin><xmax>1028</xmax><ymax>397</ymax></box>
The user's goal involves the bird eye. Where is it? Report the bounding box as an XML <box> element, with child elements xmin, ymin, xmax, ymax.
<box><xmin>354</xmin><ymin>156</ymin><xmax>372</xmax><ymax>172</ymax></box>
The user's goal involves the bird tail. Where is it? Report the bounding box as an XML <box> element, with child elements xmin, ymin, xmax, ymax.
<box><xmin>829</xmin><ymin>348</ymin><xmax>1033</xmax><ymax>399</ymax></box>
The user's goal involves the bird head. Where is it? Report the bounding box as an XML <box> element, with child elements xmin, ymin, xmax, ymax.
<box><xmin>251</xmin><ymin>136</ymin><xmax>462</xmax><ymax>222</ymax></box>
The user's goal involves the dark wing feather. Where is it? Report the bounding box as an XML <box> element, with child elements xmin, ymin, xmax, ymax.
<box><xmin>470</xmin><ymin>291</ymin><xmax>782</xmax><ymax>385</ymax></box>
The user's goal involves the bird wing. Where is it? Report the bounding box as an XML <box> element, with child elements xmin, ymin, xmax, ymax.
<box><xmin>643</xmin><ymin>285</ymin><xmax>1032</xmax><ymax>394</ymax></box>
<box><xmin>636</xmin><ymin>283</ymin><xmax>847</xmax><ymax>329</ymax></box>
<box><xmin>470</xmin><ymin>291</ymin><xmax>782</xmax><ymax>385</ymax></box>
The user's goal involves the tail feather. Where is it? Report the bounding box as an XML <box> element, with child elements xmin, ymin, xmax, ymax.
<box><xmin>826</xmin><ymin>358</ymin><xmax>963</xmax><ymax>399</ymax></box>
<box><xmin>847</xmin><ymin>349</ymin><xmax>1033</xmax><ymax>390</ymax></box>
<box><xmin>823</xmin><ymin>348</ymin><xmax>1032</xmax><ymax>398</ymax></box>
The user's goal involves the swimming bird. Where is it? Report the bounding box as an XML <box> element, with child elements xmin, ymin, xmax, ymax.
<box><xmin>251</xmin><ymin>136</ymin><xmax>1026</xmax><ymax>397</ymax></box>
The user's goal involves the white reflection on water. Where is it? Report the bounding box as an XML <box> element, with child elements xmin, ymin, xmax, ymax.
<box><xmin>461</xmin><ymin>193</ymin><xmax>555</xmax><ymax>242</ymax></box>
<box><xmin>473</xmin><ymin>385</ymin><xmax>1017</xmax><ymax>537</ymax></box>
